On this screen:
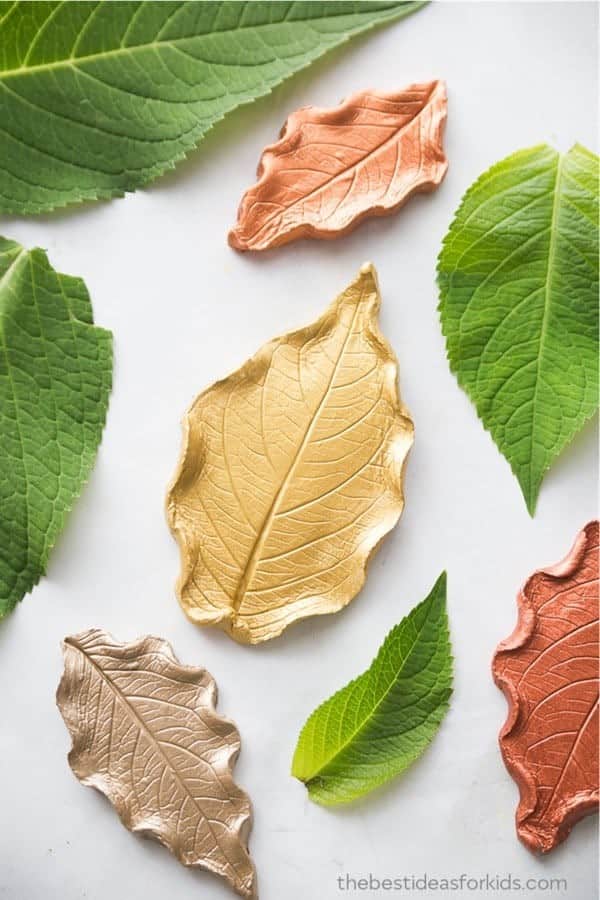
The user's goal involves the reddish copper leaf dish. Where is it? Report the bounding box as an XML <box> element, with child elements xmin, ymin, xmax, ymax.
<box><xmin>492</xmin><ymin>521</ymin><xmax>599</xmax><ymax>853</ymax></box>
<box><xmin>229</xmin><ymin>81</ymin><xmax>447</xmax><ymax>251</ymax></box>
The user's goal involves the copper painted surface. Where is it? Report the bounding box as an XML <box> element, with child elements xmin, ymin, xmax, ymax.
<box><xmin>492</xmin><ymin>521</ymin><xmax>599</xmax><ymax>853</ymax></box>
<box><xmin>57</xmin><ymin>630</ymin><xmax>257</xmax><ymax>898</ymax></box>
<box><xmin>167</xmin><ymin>264</ymin><xmax>414</xmax><ymax>644</ymax></box>
<box><xmin>228</xmin><ymin>82</ymin><xmax>447</xmax><ymax>251</ymax></box>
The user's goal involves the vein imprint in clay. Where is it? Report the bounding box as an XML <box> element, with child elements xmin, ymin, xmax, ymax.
<box><xmin>492</xmin><ymin>521</ymin><xmax>599</xmax><ymax>853</ymax></box>
<box><xmin>229</xmin><ymin>81</ymin><xmax>448</xmax><ymax>251</ymax></box>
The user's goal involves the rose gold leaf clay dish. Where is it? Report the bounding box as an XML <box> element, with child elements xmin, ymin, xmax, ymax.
<box><xmin>492</xmin><ymin>521</ymin><xmax>599</xmax><ymax>854</ymax></box>
<box><xmin>229</xmin><ymin>81</ymin><xmax>447</xmax><ymax>251</ymax></box>
<box><xmin>57</xmin><ymin>630</ymin><xmax>257</xmax><ymax>898</ymax></box>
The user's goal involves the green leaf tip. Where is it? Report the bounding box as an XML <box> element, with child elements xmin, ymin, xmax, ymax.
<box><xmin>438</xmin><ymin>142</ymin><xmax>599</xmax><ymax>516</ymax></box>
<box><xmin>291</xmin><ymin>572</ymin><xmax>453</xmax><ymax>805</ymax></box>
<box><xmin>0</xmin><ymin>236</ymin><xmax>112</xmax><ymax>617</ymax></box>
<box><xmin>0</xmin><ymin>1</ymin><xmax>427</xmax><ymax>215</ymax></box>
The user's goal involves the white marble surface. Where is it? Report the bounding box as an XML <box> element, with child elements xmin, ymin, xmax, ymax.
<box><xmin>1</xmin><ymin>3</ymin><xmax>598</xmax><ymax>899</ymax></box>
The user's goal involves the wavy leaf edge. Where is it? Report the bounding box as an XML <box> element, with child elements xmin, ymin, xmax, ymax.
<box><xmin>166</xmin><ymin>263</ymin><xmax>414</xmax><ymax>644</ymax></box>
<box><xmin>228</xmin><ymin>79</ymin><xmax>448</xmax><ymax>251</ymax></box>
<box><xmin>57</xmin><ymin>628</ymin><xmax>256</xmax><ymax>898</ymax></box>
<box><xmin>492</xmin><ymin>520</ymin><xmax>600</xmax><ymax>853</ymax></box>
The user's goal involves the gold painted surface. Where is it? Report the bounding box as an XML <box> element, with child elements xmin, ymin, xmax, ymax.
<box><xmin>229</xmin><ymin>82</ymin><xmax>448</xmax><ymax>251</ymax></box>
<box><xmin>57</xmin><ymin>629</ymin><xmax>257</xmax><ymax>899</ymax></box>
<box><xmin>167</xmin><ymin>264</ymin><xmax>414</xmax><ymax>644</ymax></box>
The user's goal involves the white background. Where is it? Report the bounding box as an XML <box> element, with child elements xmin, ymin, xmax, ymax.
<box><xmin>1</xmin><ymin>3</ymin><xmax>598</xmax><ymax>899</ymax></box>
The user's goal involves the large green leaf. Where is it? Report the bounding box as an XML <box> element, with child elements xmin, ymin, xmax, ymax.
<box><xmin>0</xmin><ymin>237</ymin><xmax>112</xmax><ymax>617</ymax></box>
<box><xmin>0</xmin><ymin>0</ymin><xmax>426</xmax><ymax>214</ymax></box>
<box><xmin>438</xmin><ymin>144</ymin><xmax>599</xmax><ymax>515</ymax></box>
<box><xmin>291</xmin><ymin>573</ymin><xmax>452</xmax><ymax>805</ymax></box>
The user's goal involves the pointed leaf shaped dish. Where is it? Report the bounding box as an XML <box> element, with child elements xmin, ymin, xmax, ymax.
<box><xmin>167</xmin><ymin>264</ymin><xmax>414</xmax><ymax>643</ymax></box>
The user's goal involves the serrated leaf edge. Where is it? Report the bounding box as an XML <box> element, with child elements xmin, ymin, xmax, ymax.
<box><xmin>292</xmin><ymin>572</ymin><xmax>453</xmax><ymax>805</ymax></box>
<box><xmin>0</xmin><ymin>238</ymin><xmax>112</xmax><ymax>615</ymax></box>
<box><xmin>436</xmin><ymin>143</ymin><xmax>599</xmax><ymax>516</ymax></box>
<box><xmin>1</xmin><ymin>1</ymin><xmax>428</xmax><ymax>215</ymax></box>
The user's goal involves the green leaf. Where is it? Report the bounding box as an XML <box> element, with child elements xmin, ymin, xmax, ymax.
<box><xmin>0</xmin><ymin>0</ymin><xmax>426</xmax><ymax>214</ymax></box>
<box><xmin>0</xmin><ymin>237</ymin><xmax>112</xmax><ymax>617</ymax></box>
<box><xmin>291</xmin><ymin>573</ymin><xmax>452</xmax><ymax>805</ymax></box>
<box><xmin>438</xmin><ymin>144</ymin><xmax>599</xmax><ymax>515</ymax></box>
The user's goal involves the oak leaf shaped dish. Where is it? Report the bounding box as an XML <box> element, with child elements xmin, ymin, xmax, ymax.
<box><xmin>229</xmin><ymin>82</ymin><xmax>447</xmax><ymax>251</ymax></box>
<box><xmin>492</xmin><ymin>521</ymin><xmax>599</xmax><ymax>853</ymax></box>
<box><xmin>57</xmin><ymin>630</ymin><xmax>256</xmax><ymax>898</ymax></box>
<box><xmin>167</xmin><ymin>264</ymin><xmax>414</xmax><ymax>644</ymax></box>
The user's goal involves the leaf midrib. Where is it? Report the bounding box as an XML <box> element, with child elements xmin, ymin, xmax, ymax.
<box><xmin>305</xmin><ymin>594</ymin><xmax>439</xmax><ymax>783</ymax></box>
<box><xmin>246</xmin><ymin>81</ymin><xmax>439</xmax><ymax>244</ymax></box>
<box><xmin>526</xmin><ymin>152</ymin><xmax>565</xmax><ymax>511</ymax></box>
<box><xmin>541</xmin><ymin>688</ymin><xmax>599</xmax><ymax>817</ymax></box>
<box><xmin>232</xmin><ymin>291</ymin><xmax>363</xmax><ymax>615</ymax></box>
<box><xmin>0</xmin><ymin>245</ymin><xmax>26</xmax><ymax>303</ymax></box>
<box><xmin>66</xmin><ymin>636</ymin><xmax>238</xmax><ymax>875</ymax></box>
<box><xmin>0</xmin><ymin>3</ymin><xmax>406</xmax><ymax>81</ymax></box>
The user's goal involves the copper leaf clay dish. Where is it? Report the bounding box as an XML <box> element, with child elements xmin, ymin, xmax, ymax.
<box><xmin>492</xmin><ymin>521</ymin><xmax>599</xmax><ymax>853</ymax></box>
<box><xmin>57</xmin><ymin>630</ymin><xmax>256</xmax><ymax>898</ymax></box>
<box><xmin>229</xmin><ymin>82</ymin><xmax>447</xmax><ymax>251</ymax></box>
<box><xmin>167</xmin><ymin>264</ymin><xmax>414</xmax><ymax>644</ymax></box>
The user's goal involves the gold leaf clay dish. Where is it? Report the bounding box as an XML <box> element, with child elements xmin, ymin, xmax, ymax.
<box><xmin>57</xmin><ymin>629</ymin><xmax>257</xmax><ymax>898</ymax></box>
<box><xmin>167</xmin><ymin>264</ymin><xmax>414</xmax><ymax>644</ymax></box>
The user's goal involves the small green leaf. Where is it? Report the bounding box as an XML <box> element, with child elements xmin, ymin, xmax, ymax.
<box><xmin>0</xmin><ymin>0</ymin><xmax>427</xmax><ymax>214</ymax></box>
<box><xmin>0</xmin><ymin>237</ymin><xmax>112</xmax><ymax>618</ymax></box>
<box><xmin>438</xmin><ymin>144</ymin><xmax>599</xmax><ymax>515</ymax></box>
<box><xmin>291</xmin><ymin>573</ymin><xmax>452</xmax><ymax>805</ymax></box>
